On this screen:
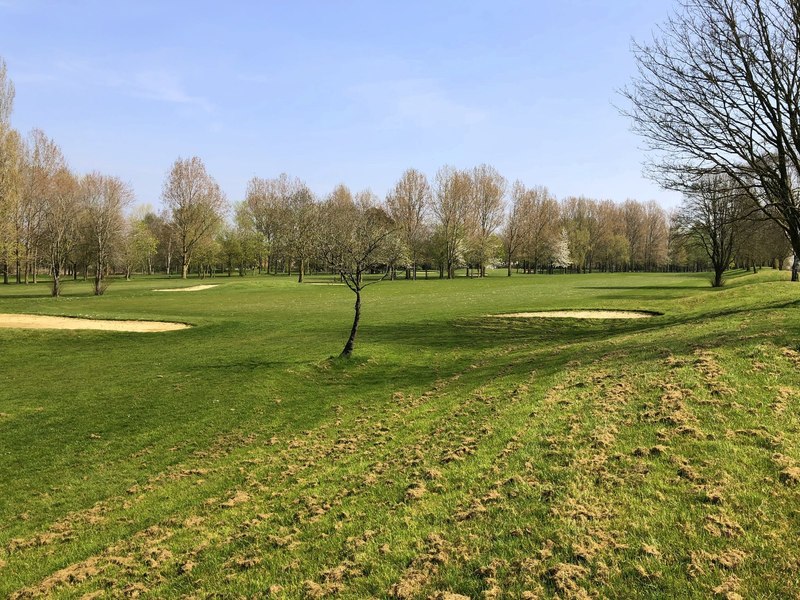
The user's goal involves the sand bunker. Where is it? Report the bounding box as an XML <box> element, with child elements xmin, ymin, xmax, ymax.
<box><xmin>153</xmin><ymin>284</ymin><xmax>218</xmax><ymax>292</ymax></box>
<box><xmin>493</xmin><ymin>310</ymin><xmax>657</xmax><ymax>319</ymax></box>
<box><xmin>0</xmin><ymin>313</ymin><xmax>189</xmax><ymax>332</ymax></box>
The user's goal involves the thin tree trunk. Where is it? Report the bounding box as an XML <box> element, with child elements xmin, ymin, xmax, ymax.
<box><xmin>340</xmin><ymin>288</ymin><xmax>361</xmax><ymax>358</ymax></box>
<box><xmin>94</xmin><ymin>254</ymin><xmax>104</xmax><ymax>295</ymax></box>
<box><xmin>51</xmin><ymin>263</ymin><xmax>60</xmax><ymax>297</ymax></box>
<box><xmin>181</xmin><ymin>253</ymin><xmax>189</xmax><ymax>279</ymax></box>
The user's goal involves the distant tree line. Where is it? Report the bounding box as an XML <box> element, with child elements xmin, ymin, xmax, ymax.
<box><xmin>0</xmin><ymin>57</ymin><xmax>793</xmax><ymax>293</ymax></box>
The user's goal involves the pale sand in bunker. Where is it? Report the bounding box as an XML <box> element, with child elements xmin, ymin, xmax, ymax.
<box><xmin>492</xmin><ymin>310</ymin><xmax>657</xmax><ymax>319</ymax></box>
<box><xmin>153</xmin><ymin>284</ymin><xmax>218</xmax><ymax>292</ymax></box>
<box><xmin>0</xmin><ymin>314</ymin><xmax>189</xmax><ymax>332</ymax></box>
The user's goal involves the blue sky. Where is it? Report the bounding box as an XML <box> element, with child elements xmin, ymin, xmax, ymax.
<box><xmin>0</xmin><ymin>0</ymin><xmax>682</xmax><ymax>209</ymax></box>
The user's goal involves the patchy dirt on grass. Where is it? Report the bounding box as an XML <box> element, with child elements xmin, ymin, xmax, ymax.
<box><xmin>0</xmin><ymin>314</ymin><xmax>189</xmax><ymax>333</ymax></box>
<box><xmin>153</xmin><ymin>284</ymin><xmax>218</xmax><ymax>292</ymax></box>
<box><xmin>491</xmin><ymin>310</ymin><xmax>657</xmax><ymax>319</ymax></box>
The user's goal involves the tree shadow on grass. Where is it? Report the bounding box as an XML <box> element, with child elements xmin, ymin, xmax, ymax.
<box><xmin>360</xmin><ymin>296</ymin><xmax>800</xmax><ymax>368</ymax></box>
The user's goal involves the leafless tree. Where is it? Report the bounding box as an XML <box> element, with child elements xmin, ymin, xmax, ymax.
<box><xmin>561</xmin><ymin>196</ymin><xmax>599</xmax><ymax>273</ymax></box>
<box><xmin>319</xmin><ymin>189</ymin><xmax>394</xmax><ymax>358</ymax></box>
<box><xmin>469</xmin><ymin>164</ymin><xmax>505</xmax><ymax>277</ymax></box>
<box><xmin>244</xmin><ymin>174</ymin><xmax>298</xmax><ymax>273</ymax></box>
<box><xmin>42</xmin><ymin>167</ymin><xmax>80</xmax><ymax>296</ymax></box>
<box><xmin>432</xmin><ymin>166</ymin><xmax>472</xmax><ymax>279</ymax></box>
<box><xmin>642</xmin><ymin>200</ymin><xmax>669</xmax><ymax>270</ymax></box>
<box><xmin>0</xmin><ymin>58</ymin><xmax>12</xmax><ymax>127</ymax></box>
<box><xmin>678</xmin><ymin>174</ymin><xmax>745</xmax><ymax>287</ymax></box>
<box><xmin>502</xmin><ymin>181</ymin><xmax>528</xmax><ymax>276</ymax></box>
<box><xmin>120</xmin><ymin>209</ymin><xmax>159</xmax><ymax>279</ymax></box>
<box><xmin>162</xmin><ymin>157</ymin><xmax>227</xmax><ymax>279</ymax></box>
<box><xmin>622</xmin><ymin>199</ymin><xmax>645</xmax><ymax>270</ymax></box>
<box><xmin>521</xmin><ymin>186</ymin><xmax>560</xmax><ymax>273</ymax></box>
<box><xmin>622</xmin><ymin>0</ymin><xmax>800</xmax><ymax>280</ymax></box>
<box><xmin>386</xmin><ymin>168</ymin><xmax>430</xmax><ymax>279</ymax></box>
<box><xmin>81</xmin><ymin>172</ymin><xmax>132</xmax><ymax>294</ymax></box>
<box><xmin>0</xmin><ymin>128</ymin><xmax>22</xmax><ymax>284</ymax></box>
<box><xmin>19</xmin><ymin>130</ymin><xmax>64</xmax><ymax>284</ymax></box>
<box><xmin>283</xmin><ymin>182</ymin><xmax>318</xmax><ymax>283</ymax></box>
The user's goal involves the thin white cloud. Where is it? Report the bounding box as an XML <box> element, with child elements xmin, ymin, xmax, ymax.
<box><xmin>21</xmin><ymin>58</ymin><xmax>213</xmax><ymax>113</ymax></box>
<box><xmin>129</xmin><ymin>69</ymin><xmax>212</xmax><ymax>112</ymax></box>
<box><xmin>349</xmin><ymin>79</ymin><xmax>485</xmax><ymax>129</ymax></box>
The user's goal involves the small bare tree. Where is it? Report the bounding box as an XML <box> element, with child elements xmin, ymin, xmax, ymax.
<box><xmin>162</xmin><ymin>157</ymin><xmax>227</xmax><ymax>279</ymax></box>
<box><xmin>81</xmin><ymin>173</ymin><xmax>132</xmax><ymax>295</ymax></box>
<box><xmin>678</xmin><ymin>175</ymin><xmax>745</xmax><ymax>287</ymax></box>
<box><xmin>319</xmin><ymin>189</ymin><xmax>394</xmax><ymax>358</ymax></box>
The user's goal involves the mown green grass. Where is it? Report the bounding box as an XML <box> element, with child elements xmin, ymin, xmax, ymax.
<box><xmin>0</xmin><ymin>269</ymin><xmax>799</xmax><ymax>598</ymax></box>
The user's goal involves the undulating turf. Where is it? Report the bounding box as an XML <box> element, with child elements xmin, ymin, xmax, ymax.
<box><xmin>1</xmin><ymin>269</ymin><xmax>799</xmax><ymax>598</ymax></box>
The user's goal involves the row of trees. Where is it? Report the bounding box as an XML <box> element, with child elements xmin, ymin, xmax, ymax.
<box><xmin>204</xmin><ymin>167</ymin><xmax>787</xmax><ymax>283</ymax></box>
<box><xmin>1</xmin><ymin>52</ymin><xmax>794</xmax><ymax>297</ymax></box>
<box><xmin>0</xmin><ymin>60</ymin><xmax>143</xmax><ymax>296</ymax></box>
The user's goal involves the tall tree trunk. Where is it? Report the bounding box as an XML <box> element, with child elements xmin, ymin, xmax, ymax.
<box><xmin>712</xmin><ymin>261</ymin><xmax>725</xmax><ymax>288</ymax></box>
<box><xmin>298</xmin><ymin>258</ymin><xmax>304</xmax><ymax>283</ymax></box>
<box><xmin>94</xmin><ymin>254</ymin><xmax>104</xmax><ymax>295</ymax></box>
<box><xmin>51</xmin><ymin>263</ymin><xmax>60</xmax><ymax>297</ymax></box>
<box><xmin>340</xmin><ymin>289</ymin><xmax>361</xmax><ymax>358</ymax></box>
<box><xmin>181</xmin><ymin>252</ymin><xmax>190</xmax><ymax>279</ymax></box>
<box><xmin>792</xmin><ymin>255</ymin><xmax>799</xmax><ymax>282</ymax></box>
